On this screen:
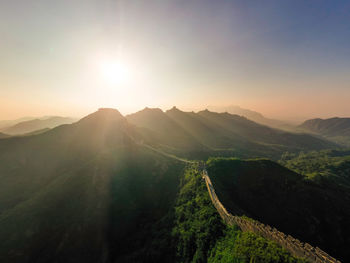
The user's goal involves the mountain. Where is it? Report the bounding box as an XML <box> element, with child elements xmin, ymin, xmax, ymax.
<box><xmin>300</xmin><ymin>117</ymin><xmax>350</xmax><ymax>136</ymax></box>
<box><xmin>127</xmin><ymin>107</ymin><xmax>337</xmax><ymax>160</ymax></box>
<box><xmin>1</xmin><ymin>116</ymin><xmax>76</xmax><ymax>135</ymax></box>
<box><xmin>166</xmin><ymin>107</ymin><xmax>281</xmax><ymax>158</ymax></box>
<box><xmin>0</xmin><ymin>108</ymin><xmax>186</xmax><ymax>262</ymax></box>
<box><xmin>207</xmin><ymin>158</ymin><xmax>350</xmax><ymax>262</ymax></box>
<box><xmin>197</xmin><ymin>109</ymin><xmax>334</xmax><ymax>150</ymax></box>
<box><xmin>166</xmin><ymin>107</ymin><xmax>252</xmax><ymax>148</ymax></box>
<box><xmin>208</xmin><ymin>105</ymin><xmax>264</xmax><ymax>120</ymax></box>
<box><xmin>126</xmin><ymin>107</ymin><xmax>204</xmax><ymax>153</ymax></box>
<box><xmin>299</xmin><ymin>117</ymin><xmax>350</xmax><ymax>146</ymax></box>
<box><xmin>207</xmin><ymin>105</ymin><xmax>292</xmax><ymax>129</ymax></box>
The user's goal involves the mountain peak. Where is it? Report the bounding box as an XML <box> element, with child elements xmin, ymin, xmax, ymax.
<box><xmin>198</xmin><ymin>109</ymin><xmax>211</xmax><ymax>114</ymax></box>
<box><xmin>126</xmin><ymin>108</ymin><xmax>170</xmax><ymax>131</ymax></box>
<box><xmin>78</xmin><ymin>108</ymin><xmax>125</xmax><ymax>126</ymax></box>
<box><xmin>141</xmin><ymin>107</ymin><xmax>163</xmax><ymax>113</ymax></box>
<box><xmin>166</xmin><ymin>106</ymin><xmax>183</xmax><ymax>114</ymax></box>
<box><xmin>97</xmin><ymin>108</ymin><xmax>123</xmax><ymax>114</ymax></box>
<box><xmin>129</xmin><ymin>107</ymin><xmax>165</xmax><ymax>118</ymax></box>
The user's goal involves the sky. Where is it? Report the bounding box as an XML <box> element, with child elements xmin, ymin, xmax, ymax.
<box><xmin>1</xmin><ymin>0</ymin><xmax>350</xmax><ymax>121</ymax></box>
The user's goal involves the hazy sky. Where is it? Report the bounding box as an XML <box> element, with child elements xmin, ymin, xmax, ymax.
<box><xmin>1</xmin><ymin>0</ymin><xmax>350</xmax><ymax>121</ymax></box>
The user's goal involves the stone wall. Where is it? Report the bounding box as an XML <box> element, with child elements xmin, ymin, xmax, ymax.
<box><xmin>202</xmin><ymin>169</ymin><xmax>341</xmax><ymax>263</ymax></box>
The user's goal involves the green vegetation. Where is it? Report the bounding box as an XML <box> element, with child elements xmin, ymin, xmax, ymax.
<box><xmin>209</xmin><ymin>226</ymin><xmax>306</xmax><ymax>263</ymax></box>
<box><xmin>172</xmin><ymin>164</ymin><xmax>225</xmax><ymax>262</ymax></box>
<box><xmin>207</xmin><ymin>157</ymin><xmax>350</xmax><ymax>262</ymax></box>
<box><xmin>280</xmin><ymin>149</ymin><xmax>350</xmax><ymax>187</ymax></box>
<box><xmin>172</xmin><ymin>164</ymin><xmax>304</xmax><ymax>263</ymax></box>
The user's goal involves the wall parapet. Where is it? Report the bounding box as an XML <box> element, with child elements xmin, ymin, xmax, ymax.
<box><xmin>202</xmin><ymin>169</ymin><xmax>341</xmax><ymax>263</ymax></box>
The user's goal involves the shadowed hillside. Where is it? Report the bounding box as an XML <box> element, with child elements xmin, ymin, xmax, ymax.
<box><xmin>0</xmin><ymin>108</ymin><xmax>186</xmax><ymax>263</ymax></box>
<box><xmin>207</xmin><ymin>158</ymin><xmax>350</xmax><ymax>262</ymax></box>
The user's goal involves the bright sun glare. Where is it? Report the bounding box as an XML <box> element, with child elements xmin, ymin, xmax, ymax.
<box><xmin>99</xmin><ymin>60</ymin><xmax>130</xmax><ymax>85</ymax></box>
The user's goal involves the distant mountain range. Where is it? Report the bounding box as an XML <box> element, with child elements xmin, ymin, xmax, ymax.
<box><xmin>126</xmin><ymin>107</ymin><xmax>337</xmax><ymax>159</ymax></box>
<box><xmin>1</xmin><ymin>116</ymin><xmax>76</xmax><ymax>135</ymax></box>
<box><xmin>299</xmin><ymin>117</ymin><xmax>350</xmax><ymax>146</ymax></box>
<box><xmin>206</xmin><ymin>105</ymin><xmax>293</xmax><ymax>129</ymax></box>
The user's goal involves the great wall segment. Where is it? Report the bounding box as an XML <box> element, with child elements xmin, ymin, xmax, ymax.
<box><xmin>134</xmin><ymin>146</ymin><xmax>341</xmax><ymax>263</ymax></box>
<box><xmin>201</xmin><ymin>167</ymin><xmax>341</xmax><ymax>263</ymax></box>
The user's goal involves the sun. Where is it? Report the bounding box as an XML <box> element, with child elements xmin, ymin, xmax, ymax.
<box><xmin>99</xmin><ymin>60</ymin><xmax>130</xmax><ymax>85</ymax></box>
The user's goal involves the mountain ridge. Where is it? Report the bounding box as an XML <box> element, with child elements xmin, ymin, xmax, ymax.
<box><xmin>128</xmin><ymin>107</ymin><xmax>338</xmax><ymax>159</ymax></box>
<box><xmin>300</xmin><ymin>117</ymin><xmax>350</xmax><ymax>136</ymax></box>
<box><xmin>2</xmin><ymin>116</ymin><xmax>76</xmax><ymax>135</ymax></box>
<box><xmin>207</xmin><ymin>105</ymin><xmax>293</xmax><ymax>129</ymax></box>
<box><xmin>299</xmin><ymin>117</ymin><xmax>350</xmax><ymax>146</ymax></box>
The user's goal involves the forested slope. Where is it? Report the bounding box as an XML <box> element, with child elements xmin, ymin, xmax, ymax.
<box><xmin>207</xmin><ymin>158</ymin><xmax>350</xmax><ymax>262</ymax></box>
